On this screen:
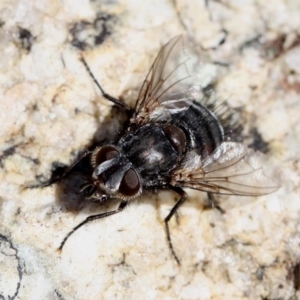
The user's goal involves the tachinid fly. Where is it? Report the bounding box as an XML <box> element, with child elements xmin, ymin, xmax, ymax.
<box><xmin>35</xmin><ymin>36</ymin><xmax>279</xmax><ymax>264</ymax></box>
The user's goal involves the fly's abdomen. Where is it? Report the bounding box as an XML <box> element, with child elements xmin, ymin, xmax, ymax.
<box><xmin>170</xmin><ymin>100</ymin><xmax>224</xmax><ymax>158</ymax></box>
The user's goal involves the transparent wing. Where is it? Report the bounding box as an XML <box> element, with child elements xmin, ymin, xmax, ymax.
<box><xmin>171</xmin><ymin>142</ymin><xmax>280</xmax><ymax>196</ymax></box>
<box><xmin>131</xmin><ymin>35</ymin><xmax>216</xmax><ymax>125</ymax></box>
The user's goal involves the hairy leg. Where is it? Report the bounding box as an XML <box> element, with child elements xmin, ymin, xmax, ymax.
<box><xmin>58</xmin><ymin>201</ymin><xmax>128</xmax><ymax>251</ymax></box>
<box><xmin>164</xmin><ymin>186</ymin><xmax>187</xmax><ymax>265</ymax></box>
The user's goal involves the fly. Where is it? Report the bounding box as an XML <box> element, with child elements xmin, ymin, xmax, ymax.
<box><xmin>33</xmin><ymin>36</ymin><xmax>279</xmax><ymax>264</ymax></box>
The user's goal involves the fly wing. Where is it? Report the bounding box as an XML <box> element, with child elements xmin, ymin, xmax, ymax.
<box><xmin>131</xmin><ymin>35</ymin><xmax>214</xmax><ymax>125</ymax></box>
<box><xmin>171</xmin><ymin>142</ymin><xmax>280</xmax><ymax>196</ymax></box>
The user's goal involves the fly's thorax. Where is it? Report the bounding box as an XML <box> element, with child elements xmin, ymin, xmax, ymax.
<box><xmin>118</xmin><ymin>124</ymin><xmax>185</xmax><ymax>176</ymax></box>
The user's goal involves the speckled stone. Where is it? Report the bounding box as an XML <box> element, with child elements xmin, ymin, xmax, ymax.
<box><xmin>0</xmin><ymin>0</ymin><xmax>299</xmax><ymax>299</ymax></box>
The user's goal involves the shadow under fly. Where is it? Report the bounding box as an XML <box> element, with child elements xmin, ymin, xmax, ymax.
<box><xmin>30</xmin><ymin>36</ymin><xmax>279</xmax><ymax>264</ymax></box>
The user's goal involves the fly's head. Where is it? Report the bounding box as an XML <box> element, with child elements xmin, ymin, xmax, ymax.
<box><xmin>80</xmin><ymin>145</ymin><xmax>142</xmax><ymax>202</ymax></box>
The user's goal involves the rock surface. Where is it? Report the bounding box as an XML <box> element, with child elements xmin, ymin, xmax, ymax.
<box><xmin>0</xmin><ymin>0</ymin><xmax>299</xmax><ymax>299</ymax></box>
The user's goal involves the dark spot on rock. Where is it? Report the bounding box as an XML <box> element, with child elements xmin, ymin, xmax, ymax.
<box><xmin>31</xmin><ymin>158</ymin><xmax>40</xmax><ymax>165</ymax></box>
<box><xmin>0</xmin><ymin>146</ymin><xmax>16</xmax><ymax>167</ymax></box>
<box><xmin>218</xmin><ymin>29</ymin><xmax>227</xmax><ymax>46</ymax></box>
<box><xmin>94</xmin><ymin>14</ymin><xmax>110</xmax><ymax>45</ymax></box>
<box><xmin>239</xmin><ymin>35</ymin><xmax>263</xmax><ymax>53</ymax></box>
<box><xmin>262</xmin><ymin>33</ymin><xmax>300</xmax><ymax>60</ymax></box>
<box><xmin>0</xmin><ymin>234</ymin><xmax>23</xmax><ymax>299</ymax></box>
<box><xmin>255</xmin><ymin>266</ymin><xmax>264</xmax><ymax>280</ymax></box>
<box><xmin>249</xmin><ymin>128</ymin><xmax>269</xmax><ymax>153</ymax></box>
<box><xmin>18</xmin><ymin>27</ymin><xmax>34</xmax><ymax>51</ymax></box>
<box><xmin>54</xmin><ymin>289</ymin><xmax>65</xmax><ymax>300</ymax></box>
<box><xmin>69</xmin><ymin>14</ymin><xmax>112</xmax><ymax>50</ymax></box>
<box><xmin>2</xmin><ymin>146</ymin><xmax>16</xmax><ymax>158</ymax></box>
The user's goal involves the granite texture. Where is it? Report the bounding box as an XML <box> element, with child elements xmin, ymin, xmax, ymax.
<box><xmin>0</xmin><ymin>0</ymin><xmax>300</xmax><ymax>299</ymax></box>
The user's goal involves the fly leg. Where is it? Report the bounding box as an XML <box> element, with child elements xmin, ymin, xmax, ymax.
<box><xmin>58</xmin><ymin>201</ymin><xmax>128</xmax><ymax>251</ymax></box>
<box><xmin>27</xmin><ymin>150</ymin><xmax>93</xmax><ymax>188</ymax></box>
<box><xmin>207</xmin><ymin>192</ymin><xmax>225</xmax><ymax>214</ymax></box>
<box><xmin>164</xmin><ymin>186</ymin><xmax>187</xmax><ymax>265</ymax></box>
<box><xmin>80</xmin><ymin>56</ymin><xmax>132</xmax><ymax>111</ymax></box>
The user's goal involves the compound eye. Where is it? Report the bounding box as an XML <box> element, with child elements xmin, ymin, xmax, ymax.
<box><xmin>91</xmin><ymin>145</ymin><xmax>120</xmax><ymax>167</ymax></box>
<box><xmin>119</xmin><ymin>169</ymin><xmax>141</xmax><ymax>197</ymax></box>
